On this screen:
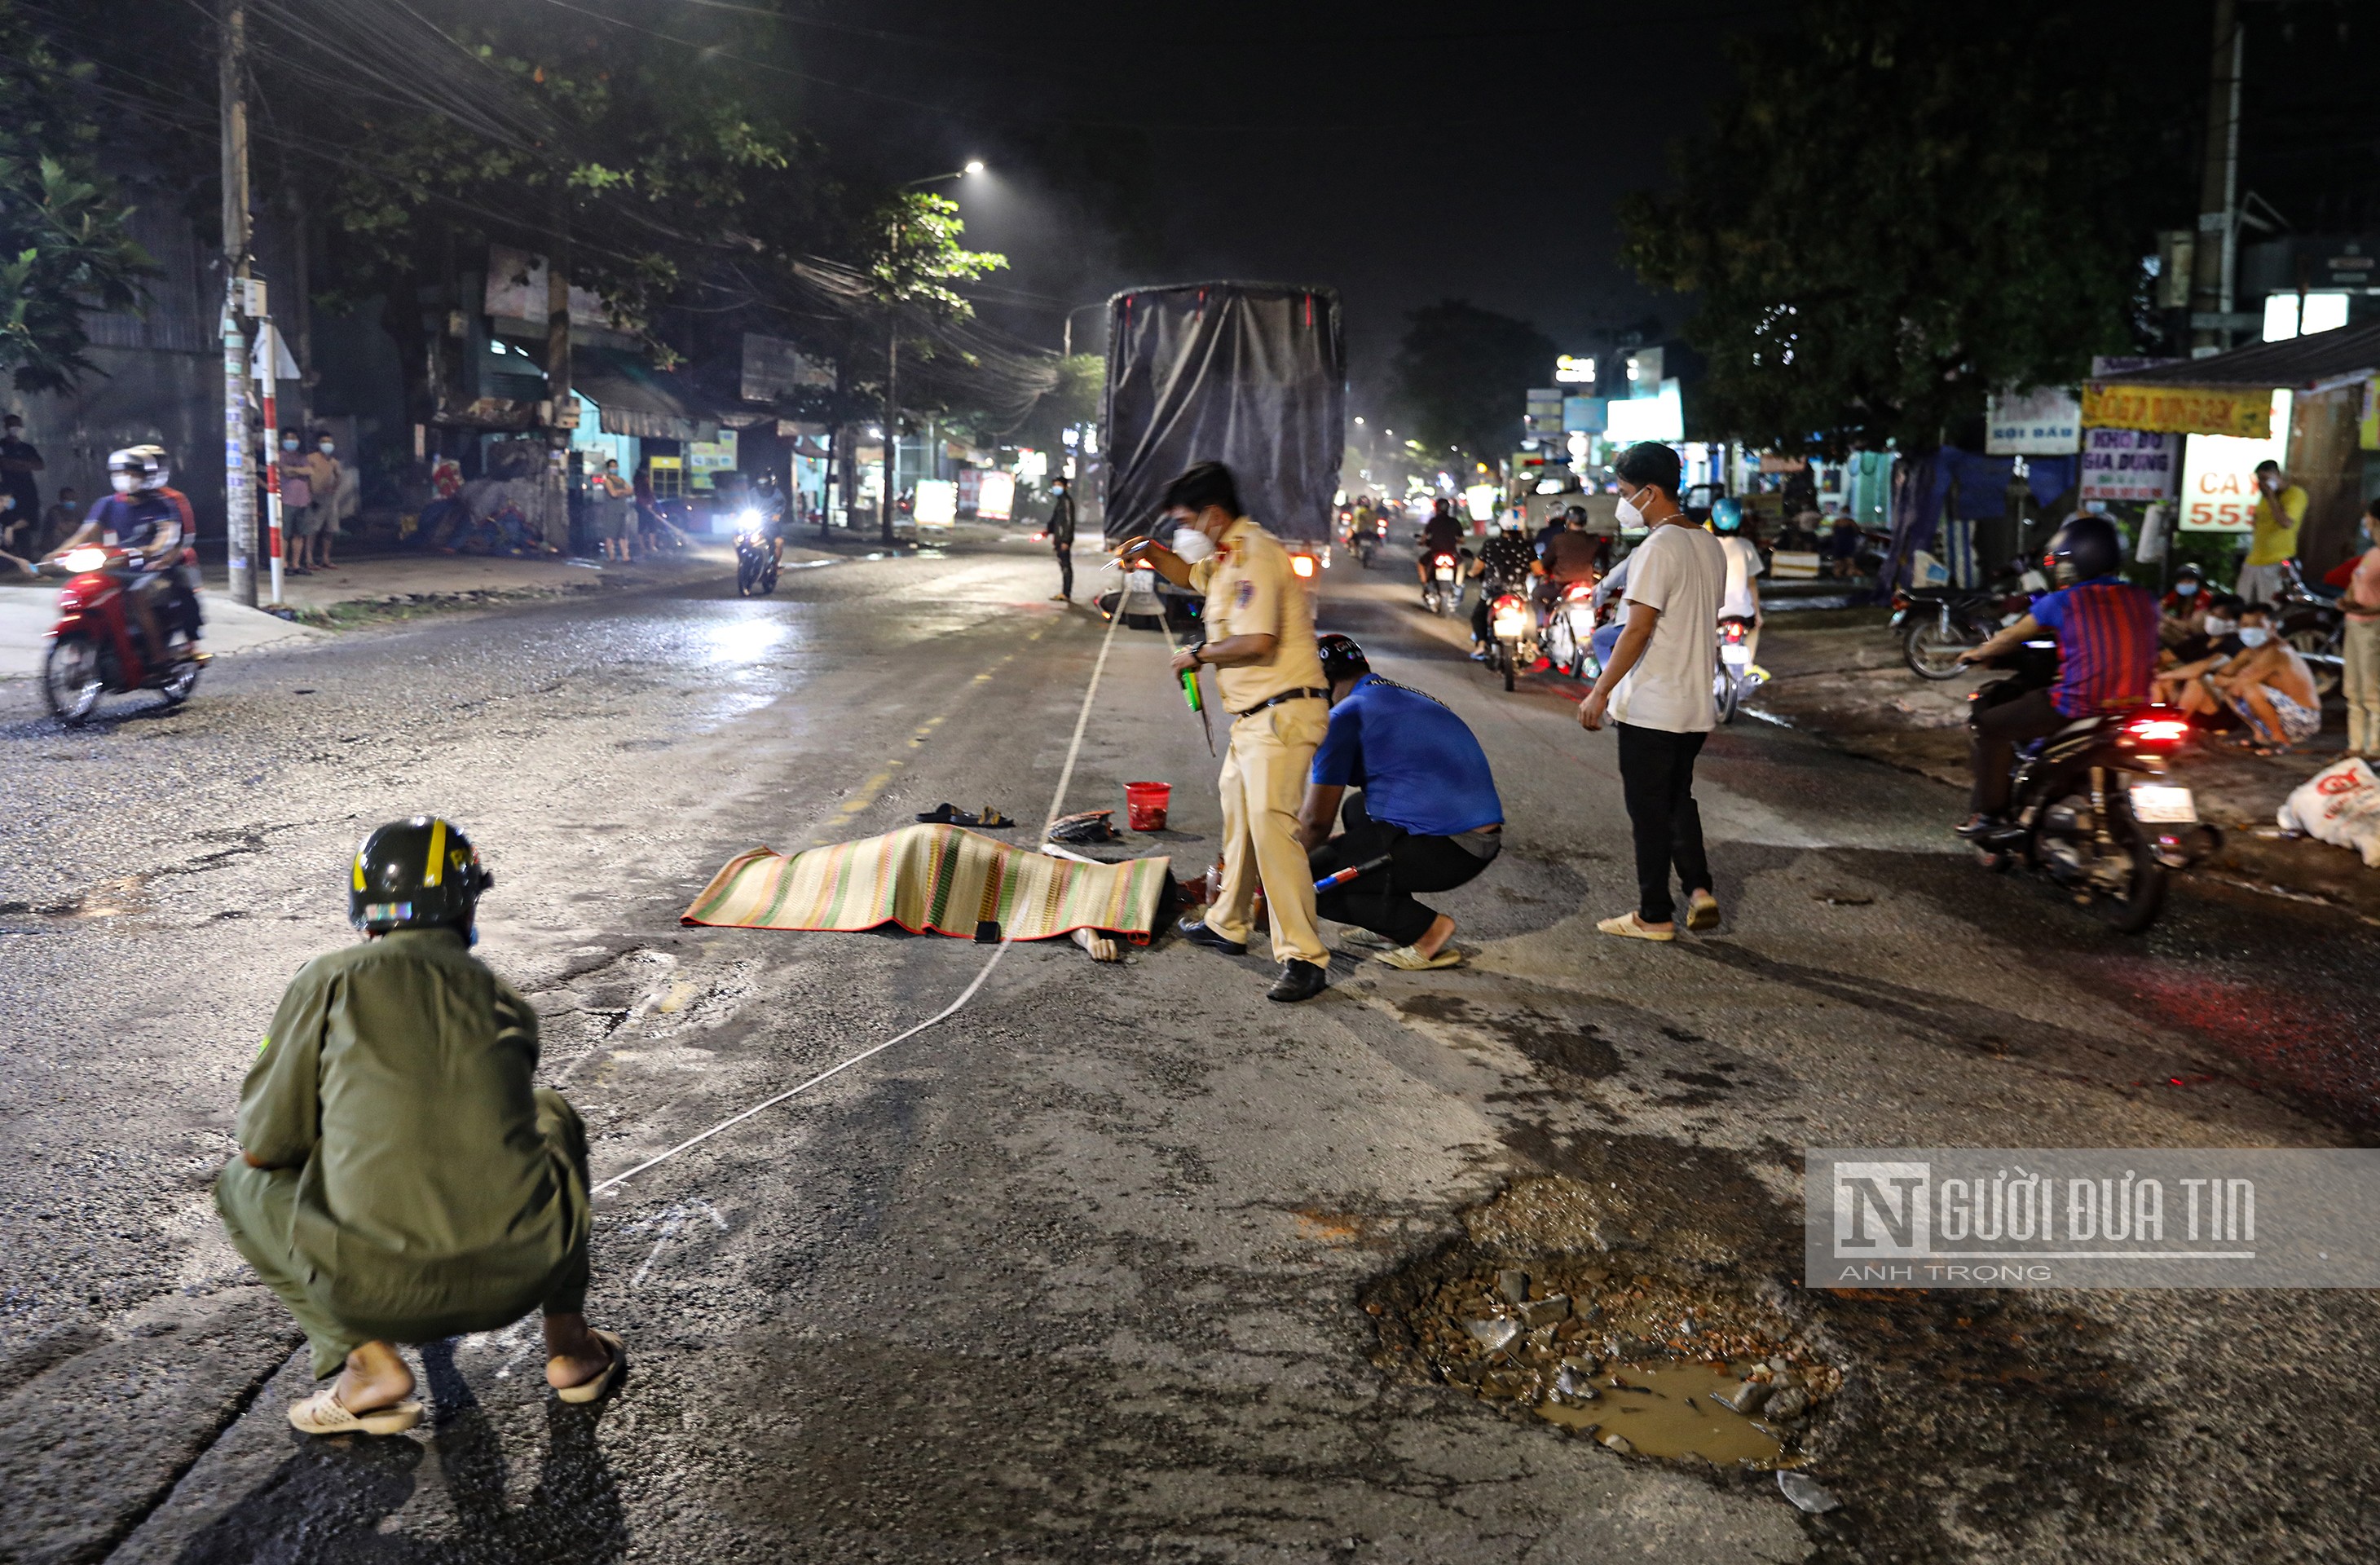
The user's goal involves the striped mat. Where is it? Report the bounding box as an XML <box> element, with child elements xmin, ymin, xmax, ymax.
<box><xmin>681</xmin><ymin>822</ymin><xmax>1171</xmax><ymax>941</ymax></box>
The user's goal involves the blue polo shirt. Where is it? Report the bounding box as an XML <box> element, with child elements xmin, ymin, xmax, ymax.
<box><xmin>1310</xmin><ymin>674</ymin><xmax>1503</xmax><ymax>836</ymax></box>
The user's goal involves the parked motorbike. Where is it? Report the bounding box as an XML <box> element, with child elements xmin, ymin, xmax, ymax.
<box><xmin>39</xmin><ymin>544</ymin><xmax>203</xmax><ymax>725</ymax></box>
<box><xmin>1966</xmin><ymin>649</ymin><xmax>2215</xmax><ymax>933</ymax></box>
<box><xmin>734</xmin><ymin>524</ymin><xmax>779</xmax><ymax>595</ymax></box>
<box><xmin>1544</xmin><ymin>579</ymin><xmax>1601</xmax><ymax>680</ymax></box>
<box><xmin>1482</xmin><ymin>588</ymin><xmax>1540</xmax><ymax>692</ymax></box>
<box><xmin>1893</xmin><ymin>584</ymin><xmax>2030</xmax><ymax>679</ymax></box>
<box><xmin>2273</xmin><ymin>559</ymin><xmax>2344</xmax><ymax>698</ymax></box>
<box><xmin>1421</xmin><ymin>549</ymin><xmax>1467</xmax><ymax>616</ymax></box>
<box><xmin>1713</xmin><ymin>614</ymin><xmax>1761</xmax><ymax>723</ymax></box>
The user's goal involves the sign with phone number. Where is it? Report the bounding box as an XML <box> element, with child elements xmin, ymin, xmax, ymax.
<box><xmin>2177</xmin><ymin>391</ymin><xmax>2291</xmax><ymax>532</ymax></box>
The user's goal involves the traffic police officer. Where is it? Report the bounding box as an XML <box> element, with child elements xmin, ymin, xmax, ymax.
<box><xmin>215</xmin><ymin>818</ymin><xmax>622</xmax><ymax>1435</ymax></box>
<box><xmin>1119</xmin><ymin>461</ymin><xmax>1332</xmax><ymax>1002</ymax></box>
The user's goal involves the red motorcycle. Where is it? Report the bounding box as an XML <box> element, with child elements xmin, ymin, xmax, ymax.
<box><xmin>40</xmin><ymin>544</ymin><xmax>203</xmax><ymax>725</ymax></box>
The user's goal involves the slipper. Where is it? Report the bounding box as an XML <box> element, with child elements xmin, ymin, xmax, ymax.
<box><xmin>553</xmin><ymin>1329</ymin><xmax>625</xmax><ymax>1405</ymax></box>
<box><xmin>1685</xmin><ymin>890</ymin><xmax>1721</xmax><ymax>932</ymax></box>
<box><xmin>1597</xmin><ymin>912</ymin><xmax>1675</xmax><ymax>942</ymax></box>
<box><xmin>915</xmin><ymin>803</ymin><xmax>979</xmax><ymax>826</ymax></box>
<box><xmin>1377</xmin><ymin>943</ymin><xmax>1461</xmax><ymax>970</ymax></box>
<box><xmin>975</xmin><ymin>805</ymin><xmax>1015</xmax><ymax>828</ymax></box>
<box><xmin>1335</xmin><ymin>926</ymin><xmax>1398</xmax><ymax>950</ymax></box>
<box><xmin>288</xmin><ymin>1386</ymin><xmax>424</xmax><ymax>1436</ymax></box>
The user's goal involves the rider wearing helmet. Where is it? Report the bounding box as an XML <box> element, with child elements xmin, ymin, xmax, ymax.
<box><xmin>1417</xmin><ymin>496</ymin><xmax>1465</xmax><ymax>590</ymax></box>
<box><xmin>1955</xmin><ymin>513</ymin><xmax>2158</xmax><ymax>836</ymax></box>
<box><xmin>1710</xmin><ymin>497</ymin><xmax>1765</xmax><ymax>665</ymax></box>
<box><xmin>215</xmin><ymin>818</ymin><xmax>622</xmax><ymax>1438</ymax></box>
<box><xmin>1467</xmin><ymin>514</ymin><xmax>1538</xmax><ymax>659</ymax></box>
<box><xmin>47</xmin><ymin>446</ymin><xmax>205</xmax><ymax>663</ymax></box>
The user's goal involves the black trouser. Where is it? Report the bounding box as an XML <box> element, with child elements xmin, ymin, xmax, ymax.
<box><xmin>1968</xmin><ymin>686</ymin><xmax>2065</xmax><ymax>817</ymax></box>
<box><xmin>1055</xmin><ymin>543</ymin><xmax>1073</xmax><ymax>598</ymax></box>
<box><xmin>1615</xmin><ymin>722</ymin><xmax>1711</xmax><ymax>924</ymax></box>
<box><xmin>1308</xmin><ymin>792</ymin><xmax>1497</xmax><ymax>946</ymax></box>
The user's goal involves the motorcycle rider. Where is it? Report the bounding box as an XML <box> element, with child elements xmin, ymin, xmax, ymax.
<box><xmin>1711</xmin><ymin>496</ymin><xmax>1765</xmax><ymax>666</ymax></box>
<box><xmin>1467</xmin><ymin>517</ymin><xmax>1539</xmax><ymax>661</ymax></box>
<box><xmin>1417</xmin><ymin>497</ymin><xmax>1465</xmax><ymax>594</ymax></box>
<box><xmin>1955</xmin><ymin>513</ymin><xmax>2157</xmax><ymax>838</ymax></box>
<box><xmin>47</xmin><ymin>445</ymin><xmax>205</xmax><ymax>665</ymax></box>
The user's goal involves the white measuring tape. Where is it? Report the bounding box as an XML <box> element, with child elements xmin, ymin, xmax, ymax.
<box><xmin>592</xmin><ymin>602</ymin><xmax>1127</xmax><ymax>1196</ymax></box>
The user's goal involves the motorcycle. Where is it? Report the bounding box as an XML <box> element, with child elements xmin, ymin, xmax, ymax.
<box><xmin>1713</xmin><ymin>614</ymin><xmax>1761</xmax><ymax>723</ymax></box>
<box><xmin>1482</xmin><ymin>587</ymin><xmax>1540</xmax><ymax>692</ymax></box>
<box><xmin>1966</xmin><ymin>649</ymin><xmax>2216</xmax><ymax>933</ymax></box>
<box><xmin>1544</xmin><ymin>579</ymin><xmax>1601</xmax><ymax>680</ymax></box>
<box><xmin>2272</xmin><ymin>559</ymin><xmax>2344</xmax><ymax>698</ymax></box>
<box><xmin>1893</xmin><ymin>586</ymin><xmax>2022</xmax><ymax>679</ymax></box>
<box><xmin>1350</xmin><ymin>523</ymin><xmax>1378</xmax><ymax>568</ymax></box>
<box><xmin>734</xmin><ymin>519</ymin><xmax>779</xmax><ymax>596</ymax></box>
<box><xmin>40</xmin><ymin>544</ymin><xmax>203</xmax><ymax>726</ymax></box>
<box><xmin>1421</xmin><ymin>550</ymin><xmax>1466</xmax><ymax>616</ymax></box>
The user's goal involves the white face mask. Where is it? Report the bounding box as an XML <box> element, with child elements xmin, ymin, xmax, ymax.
<box><xmin>318</xmin><ymin>442</ymin><xmax>334</xmax><ymax>455</ymax></box>
<box><xmin>2202</xmin><ymin>615</ymin><xmax>2235</xmax><ymax>635</ymax></box>
<box><xmin>2174</xmin><ymin>581</ymin><xmax>2198</xmax><ymax>597</ymax></box>
<box><xmin>2237</xmin><ymin>625</ymin><xmax>2271</xmax><ymax>647</ymax></box>
<box><xmin>1614</xmin><ymin>492</ymin><xmax>1644</xmax><ymax>529</ymax></box>
<box><xmin>1171</xmin><ymin>525</ymin><xmax>1214</xmax><ymax>564</ymax></box>
<box><xmin>111</xmin><ymin>473</ymin><xmax>139</xmax><ymax>495</ymax></box>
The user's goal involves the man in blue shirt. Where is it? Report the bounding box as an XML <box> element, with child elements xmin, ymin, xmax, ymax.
<box><xmin>1299</xmin><ymin>633</ymin><xmax>1503</xmax><ymax>970</ymax></box>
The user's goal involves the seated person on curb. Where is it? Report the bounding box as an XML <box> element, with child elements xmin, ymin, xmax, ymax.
<box><xmin>1955</xmin><ymin>514</ymin><xmax>2157</xmax><ymax>837</ymax></box>
<box><xmin>1301</xmin><ymin>633</ymin><xmax>1503</xmax><ymax>970</ymax></box>
<box><xmin>1466</xmin><ymin>519</ymin><xmax>1539</xmax><ymax>659</ymax></box>
<box><xmin>215</xmin><ymin>818</ymin><xmax>621</xmax><ymax>1436</ymax></box>
<box><xmin>2154</xmin><ymin>597</ymin><xmax>2250</xmax><ymax>713</ymax></box>
<box><xmin>2206</xmin><ymin>606</ymin><xmax>2323</xmax><ymax>752</ymax></box>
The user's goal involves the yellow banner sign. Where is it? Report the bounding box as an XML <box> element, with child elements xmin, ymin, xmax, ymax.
<box><xmin>2081</xmin><ymin>383</ymin><xmax>2279</xmax><ymax>439</ymax></box>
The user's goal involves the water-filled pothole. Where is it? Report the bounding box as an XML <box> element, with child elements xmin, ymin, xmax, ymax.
<box><xmin>1536</xmin><ymin>1359</ymin><xmax>1783</xmax><ymax>1461</ymax></box>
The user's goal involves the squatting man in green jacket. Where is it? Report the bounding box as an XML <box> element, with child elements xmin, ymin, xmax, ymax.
<box><xmin>214</xmin><ymin>817</ymin><xmax>622</xmax><ymax>1435</ymax></box>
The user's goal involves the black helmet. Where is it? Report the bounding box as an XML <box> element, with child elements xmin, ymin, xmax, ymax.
<box><xmin>1316</xmin><ymin>632</ymin><xmax>1370</xmax><ymax>686</ymax></box>
<box><xmin>2043</xmin><ymin>513</ymin><xmax>2122</xmax><ymax>587</ymax></box>
<box><xmin>349</xmin><ymin>816</ymin><xmax>494</xmax><ymax>932</ymax></box>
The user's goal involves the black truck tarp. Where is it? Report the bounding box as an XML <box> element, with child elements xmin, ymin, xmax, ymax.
<box><xmin>1100</xmin><ymin>281</ymin><xmax>1345</xmax><ymax>544</ymax></box>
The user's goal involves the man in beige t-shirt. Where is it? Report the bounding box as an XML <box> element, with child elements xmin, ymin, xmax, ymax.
<box><xmin>1118</xmin><ymin>461</ymin><xmax>1332</xmax><ymax>1002</ymax></box>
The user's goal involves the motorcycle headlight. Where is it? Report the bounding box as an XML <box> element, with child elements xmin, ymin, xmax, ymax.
<box><xmin>62</xmin><ymin>547</ymin><xmax>108</xmax><ymax>573</ymax></box>
<box><xmin>736</xmin><ymin>509</ymin><xmax>763</xmax><ymax>529</ymax></box>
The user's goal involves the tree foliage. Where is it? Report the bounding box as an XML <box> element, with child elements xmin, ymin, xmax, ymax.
<box><xmin>1620</xmin><ymin>0</ymin><xmax>2165</xmax><ymax>454</ymax></box>
<box><xmin>1390</xmin><ymin>299</ymin><xmax>1557</xmax><ymax>466</ymax></box>
<box><xmin>0</xmin><ymin>2</ymin><xmax>152</xmax><ymax>391</ymax></box>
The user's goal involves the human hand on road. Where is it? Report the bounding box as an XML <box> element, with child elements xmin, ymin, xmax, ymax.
<box><xmin>1577</xmin><ymin>688</ymin><xmax>1609</xmax><ymax>730</ymax></box>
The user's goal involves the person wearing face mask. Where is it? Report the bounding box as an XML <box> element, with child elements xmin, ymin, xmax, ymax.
<box><xmin>2158</xmin><ymin>562</ymin><xmax>2206</xmax><ymax>646</ymax></box>
<box><xmin>299</xmin><ymin>433</ymin><xmax>342</xmax><ymax>571</ymax></box>
<box><xmin>1575</xmin><ymin>442</ymin><xmax>1729</xmax><ymax>941</ymax></box>
<box><xmin>2154</xmin><ymin>593</ymin><xmax>2248</xmax><ymax>710</ymax></box>
<box><xmin>46</xmin><ymin>446</ymin><xmax>205</xmax><ymax>663</ymax></box>
<box><xmin>1955</xmin><ymin>514</ymin><xmax>2157</xmax><ymax>835</ymax></box>
<box><xmin>276</xmin><ymin>436</ymin><xmax>315</xmax><ymax>573</ymax></box>
<box><xmin>2206</xmin><ymin>603</ymin><xmax>2323</xmax><ymax>752</ymax></box>
<box><xmin>2236</xmin><ymin>460</ymin><xmax>2306</xmax><ymax>605</ymax></box>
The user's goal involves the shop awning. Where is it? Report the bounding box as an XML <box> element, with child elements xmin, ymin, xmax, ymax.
<box><xmin>573</xmin><ymin>349</ymin><xmax>720</xmax><ymax>442</ymax></box>
<box><xmin>2082</xmin><ymin>321</ymin><xmax>2380</xmax><ymax>435</ymax></box>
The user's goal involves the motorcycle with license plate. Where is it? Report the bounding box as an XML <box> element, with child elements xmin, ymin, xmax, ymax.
<box><xmin>40</xmin><ymin>544</ymin><xmax>203</xmax><ymax>725</ymax></box>
<box><xmin>1712</xmin><ymin>613</ymin><xmax>1762</xmax><ymax>723</ymax></box>
<box><xmin>734</xmin><ymin>513</ymin><xmax>779</xmax><ymax>596</ymax></box>
<box><xmin>1966</xmin><ymin>643</ymin><xmax>2217</xmax><ymax>933</ymax></box>
<box><xmin>1544</xmin><ymin>579</ymin><xmax>1602</xmax><ymax>680</ymax></box>
<box><xmin>1482</xmin><ymin>587</ymin><xmax>1541</xmax><ymax>692</ymax></box>
<box><xmin>1421</xmin><ymin>549</ymin><xmax>1468</xmax><ymax>616</ymax></box>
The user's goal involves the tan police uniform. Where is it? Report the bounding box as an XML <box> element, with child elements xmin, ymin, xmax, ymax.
<box><xmin>1188</xmin><ymin>517</ymin><xmax>1329</xmax><ymax>965</ymax></box>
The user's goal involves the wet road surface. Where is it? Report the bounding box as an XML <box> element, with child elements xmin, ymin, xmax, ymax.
<box><xmin>1</xmin><ymin>535</ymin><xmax>2374</xmax><ymax>1563</ymax></box>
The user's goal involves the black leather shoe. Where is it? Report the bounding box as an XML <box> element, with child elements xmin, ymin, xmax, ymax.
<box><xmin>1267</xmin><ymin>958</ymin><xmax>1329</xmax><ymax>1003</ymax></box>
<box><xmin>1176</xmin><ymin>918</ymin><xmax>1247</xmax><ymax>955</ymax></box>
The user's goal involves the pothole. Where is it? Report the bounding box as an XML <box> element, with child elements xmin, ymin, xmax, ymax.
<box><xmin>1364</xmin><ymin>1174</ymin><xmax>1839</xmax><ymax>1468</ymax></box>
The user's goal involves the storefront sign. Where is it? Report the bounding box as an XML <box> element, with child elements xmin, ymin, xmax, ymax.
<box><xmin>1985</xmin><ymin>388</ymin><xmax>2082</xmax><ymax>454</ymax></box>
<box><xmin>1605</xmin><ymin>381</ymin><xmax>1682</xmax><ymax>443</ymax></box>
<box><xmin>2082</xmin><ymin>383</ymin><xmax>2277</xmax><ymax>439</ymax></box>
<box><xmin>2178</xmin><ymin>391</ymin><xmax>2291</xmax><ymax>532</ymax></box>
<box><xmin>976</xmin><ymin>470</ymin><xmax>1016</xmax><ymax>522</ymax></box>
<box><xmin>913</xmin><ymin>478</ymin><xmax>957</xmax><ymax>527</ymax></box>
<box><xmin>2078</xmin><ymin>429</ymin><xmax>2179</xmax><ymax>502</ymax></box>
<box><xmin>686</xmin><ymin>428</ymin><xmax>738</xmax><ymax>491</ymax></box>
<box><xmin>1562</xmin><ymin>396</ymin><xmax>1605</xmax><ymax>434</ymax></box>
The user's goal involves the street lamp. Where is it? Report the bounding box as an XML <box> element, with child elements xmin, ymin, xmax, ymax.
<box><xmin>882</xmin><ymin>161</ymin><xmax>984</xmax><ymax>540</ymax></box>
<box><xmin>1061</xmin><ymin>302</ymin><xmax>1106</xmax><ymax>359</ymax></box>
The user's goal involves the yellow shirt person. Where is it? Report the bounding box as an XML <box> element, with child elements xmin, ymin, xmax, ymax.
<box><xmin>2246</xmin><ymin>477</ymin><xmax>2307</xmax><ymax>567</ymax></box>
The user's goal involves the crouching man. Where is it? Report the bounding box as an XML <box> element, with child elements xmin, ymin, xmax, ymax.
<box><xmin>215</xmin><ymin>818</ymin><xmax>621</xmax><ymax>1436</ymax></box>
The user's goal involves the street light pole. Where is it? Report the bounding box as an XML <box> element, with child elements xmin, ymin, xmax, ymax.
<box><xmin>218</xmin><ymin>0</ymin><xmax>258</xmax><ymax>606</ymax></box>
<box><xmin>883</xmin><ymin>163</ymin><xmax>981</xmax><ymax>544</ymax></box>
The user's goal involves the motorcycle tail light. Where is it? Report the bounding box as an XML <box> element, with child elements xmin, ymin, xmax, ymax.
<box><xmin>1563</xmin><ymin>582</ymin><xmax>1593</xmax><ymax>601</ymax></box>
<box><xmin>1289</xmin><ymin>553</ymin><xmax>1316</xmax><ymax>579</ymax></box>
<box><xmin>2122</xmin><ymin>714</ymin><xmax>2189</xmax><ymax>749</ymax></box>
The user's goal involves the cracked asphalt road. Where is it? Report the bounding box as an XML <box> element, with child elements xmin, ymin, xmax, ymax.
<box><xmin>1</xmin><ymin>534</ymin><xmax>2374</xmax><ymax>1563</ymax></box>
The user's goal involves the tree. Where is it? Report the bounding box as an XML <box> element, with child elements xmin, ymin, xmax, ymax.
<box><xmin>1390</xmin><ymin>300</ymin><xmax>1556</xmax><ymax>469</ymax></box>
<box><xmin>1620</xmin><ymin>0</ymin><xmax>2170</xmax><ymax>455</ymax></box>
<box><xmin>0</xmin><ymin>2</ymin><xmax>152</xmax><ymax>391</ymax></box>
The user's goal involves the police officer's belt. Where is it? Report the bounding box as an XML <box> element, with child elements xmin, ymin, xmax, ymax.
<box><xmin>1229</xmin><ymin>688</ymin><xmax>1329</xmax><ymax>718</ymax></box>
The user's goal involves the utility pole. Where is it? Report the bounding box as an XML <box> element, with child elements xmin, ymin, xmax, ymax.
<box><xmin>546</xmin><ymin>180</ymin><xmax>575</xmax><ymax>555</ymax></box>
<box><xmin>882</xmin><ymin>322</ymin><xmax>898</xmax><ymax>544</ymax></box>
<box><xmin>218</xmin><ymin>0</ymin><xmax>258</xmax><ymax>605</ymax></box>
<box><xmin>2188</xmin><ymin>0</ymin><xmax>2244</xmax><ymax>356</ymax></box>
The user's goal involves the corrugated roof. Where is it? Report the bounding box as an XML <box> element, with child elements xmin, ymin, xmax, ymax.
<box><xmin>574</xmin><ymin>349</ymin><xmax>720</xmax><ymax>442</ymax></box>
<box><xmin>2107</xmin><ymin>321</ymin><xmax>2380</xmax><ymax>389</ymax></box>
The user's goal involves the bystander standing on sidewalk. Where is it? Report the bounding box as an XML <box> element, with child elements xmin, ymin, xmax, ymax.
<box><xmin>2340</xmin><ymin>499</ymin><xmax>2380</xmax><ymax>757</ymax></box>
<box><xmin>277</xmin><ymin>437</ymin><xmax>315</xmax><ymax>572</ymax></box>
<box><xmin>2236</xmin><ymin>460</ymin><xmax>2305</xmax><ymax>604</ymax></box>
<box><xmin>1046</xmin><ymin>474</ymin><xmax>1076</xmax><ymax>602</ymax></box>
<box><xmin>596</xmin><ymin>459</ymin><xmax>636</xmax><ymax>562</ymax></box>
<box><xmin>0</xmin><ymin>413</ymin><xmax>45</xmax><ymax>532</ymax></box>
<box><xmin>302</xmin><ymin>432</ymin><xmax>342</xmax><ymax>571</ymax></box>
<box><xmin>1576</xmin><ymin>442</ymin><xmax>1727</xmax><ymax>941</ymax></box>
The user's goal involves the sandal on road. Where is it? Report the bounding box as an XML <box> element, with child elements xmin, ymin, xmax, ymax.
<box><xmin>1597</xmin><ymin>912</ymin><xmax>1676</xmax><ymax>942</ymax></box>
<box><xmin>553</xmin><ymin>1329</ymin><xmax>625</xmax><ymax>1405</ymax></box>
<box><xmin>288</xmin><ymin>1386</ymin><xmax>424</xmax><ymax>1436</ymax></box>
<box><xmin>1376</xmin><ymin>943</ymin><xmax>1461</xmax><ymax>971</ymax></box>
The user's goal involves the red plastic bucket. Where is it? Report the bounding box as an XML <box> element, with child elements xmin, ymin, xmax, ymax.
<box><xmin>1124</xmin><ymin>781</ymin><xmax>1171</xmax><ymax>831</ymax></box>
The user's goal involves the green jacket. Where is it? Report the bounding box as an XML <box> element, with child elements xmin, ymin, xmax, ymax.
<box><xmin>236</xmin><ymin>928</ymin><xmax>586</xmax><ymax>1325</ymax></box>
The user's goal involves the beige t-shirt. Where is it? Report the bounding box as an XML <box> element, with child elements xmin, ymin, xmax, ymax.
<box><xmin>1611</xmin><ymin>520</ymin><xmax>1726</xmax><ymax>733</ymax></box>
<box><xmin>1188</xmin><ymin>516</ymin><xmax>1326</xmax><ymax>713</ymax></box>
